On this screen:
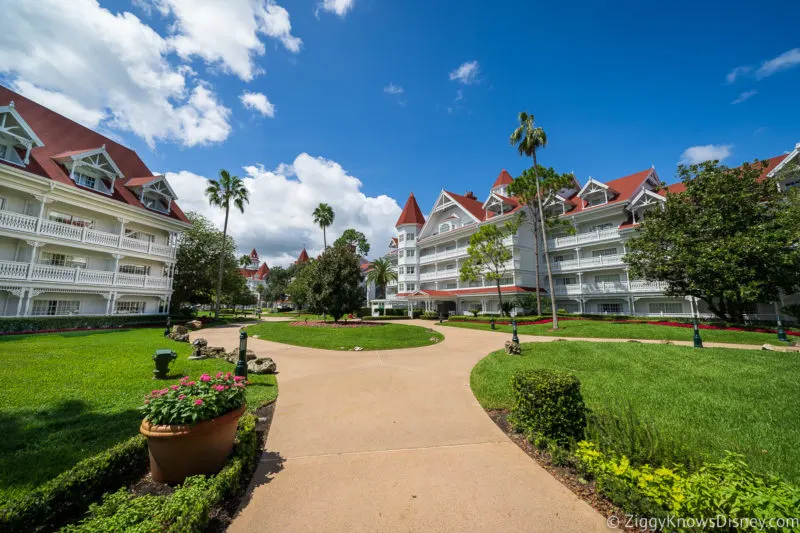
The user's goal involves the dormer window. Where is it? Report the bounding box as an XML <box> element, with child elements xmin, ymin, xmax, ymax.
<box><xmin>0</xmin><ymin>101</ymin><xmax>45</xmax><ymax>166</ymax></box>
<box><xmin>52</xmin><ymin>146</ymin><xmax>123</xmax><ymax>196</ymax></box>
<box><xmin>124</xmin><ymin>176</ymin><xmax>177</xmax><ymax>215</ymax></box>
<box><xmin>577</xmin><ymin>178</ymin><xmax>616</xmax><ymax>208</ymax></box>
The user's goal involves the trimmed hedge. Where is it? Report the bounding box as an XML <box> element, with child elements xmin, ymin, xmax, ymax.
<box><xmin>0</xmin><ymin>435</ymin><xmax>148</xmax><ymax>533</ymax></box>
<box><xmin>62</xmin><ymin>413</ymin><xmax>261</xmax><ymax>532</ymax></box>
<box><xmin>365</xmin><ymin>316</ymin><xmax>410</xmax><ymax>321</ymax></box>
<box><xmin>0</xmin><ymin>315</ymin><xmax>168</xmax><ymax>335</ymax></box>
<box><xmin>509</xmin><ymin>369</ymin><xmax>587</xmax><ymax>445</ymax></box>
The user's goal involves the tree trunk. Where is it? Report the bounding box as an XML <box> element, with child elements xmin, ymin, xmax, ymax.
<box><xmin>214</xmin><ymin>203</ymin><xmax>231</xmax><ymax>319</ymax></box>
<box><xmin>527</xmin><ymin>205</ymin><xmax>542</xmax><ymax>316</ymax></box>
<box><xmin>323</xmin><ymin>226</ymin><xmax>327</xmax><ymax>249</ymax></box>
<box><xmin>496</xmin><ymin>278</ymin><xmax>504</xmax><ymax>317</ymax></box>
<box><xmin>533</xmin><ymin>153</ymin><xmax>559</xmax><ymax>329</ymax></box>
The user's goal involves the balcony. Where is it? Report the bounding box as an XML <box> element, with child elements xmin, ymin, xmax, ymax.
<box><xmin>419</xmin><ymin>269</ymin><xmax>460</xmax><ymax>281</ymax></box>
<box><xmin>0</xmin><ymin>209</ymin><xmax>176</xmax><ymax>259</ymax></box>
<box><xmin>0</xmin><ymin>260</ymin><xmax>170</xmax><ymax>289</ymax></box>
<box><xmin>551</xmin><ymin>254</ymin><xmax>625</xmax><ymax>272</ymax></box>
<box><xmin>419</xmin><ymin>247</ymin><xmax>466</xmax><ymax>264</ymax></box>
<box><xmin>548</xmin><ymin>228</ymin><xmax>620</xmax><ymax>250</ymax></box>
<box><xmin>552</xmin><ymin>280</ymin><xmax>669</xmax><ymax>295</ymax></box>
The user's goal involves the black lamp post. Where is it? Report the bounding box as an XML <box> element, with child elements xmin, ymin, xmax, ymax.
<box><xmin>511</xmin><ymin>318</ymin><xmax>519</xmax><ymax>344</ymax></box>
<box><xmin>775</xmin><ymin>302</ymin><xmax>788</xmax><ymax>343</ymax></box>
<box><xmin>490</xmin><ymin>318</ymin><xmax>495</xmax><ymax>330</ymax></box>
<box><xmin>691</xmin><ymin>297</ymin><xmax>703</xmax><ymax>349</ymax></box>
<box><xmin>164</xmin><ymin>315</ymin><xmax>171</xmax><ymax>337</ymax></box>
<box><xmin>235</xmin><ymin>329</ymin><xmax>248</xmax><ymax>378</ymax></box>
<box><xmin>439</xmin><ymin>313</ymin><xmax>443</xmax><ymax>324</ymax></box>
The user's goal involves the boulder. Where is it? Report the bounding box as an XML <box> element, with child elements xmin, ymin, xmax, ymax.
<box><xmin>171</xmin><ymin>325</ymin><xmax>188</xmax><ymax>335</ymax></box>
<box><xmin>169</xmin><ymin>333</ymin><xmax>189</xmax><ymax>342</ymax></box>
<box><xmin>185</xmin><ymin>320</ymin><xmax>203</xmax><ymax>331</ymax></box>
<box><xmin>762</xmin><ymin>343</ymin><xmax>800</xmax><ymax>353</ymax></box>
<box><xmin>504</xmin><ymin>341</ymin><xmax>521</xmax><ymax>355</ymax></box>
<box><xmin>189</xmin><ymin>338</ymin><xmax>209</xmax><ymax>359</ymax></box>
<box><xmin>248</xmin><ymin>357</ymin><xmax>277</xmax><ymax>374</ymax></box>
<box><xmin>225</xmin><ymin>349</ymin><xmax>258</xmax><ymax>364</ymax></box>
<box><xmin>201</xmin><ymin>346</ymin><xmax>227</xmax><ymax>358</ymax></box>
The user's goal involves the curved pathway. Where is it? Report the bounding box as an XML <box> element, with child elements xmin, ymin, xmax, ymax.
<box><xmin>193</xmin><ymin>320</ymin><xmax>610</xmax><ymax>532</ymax></box>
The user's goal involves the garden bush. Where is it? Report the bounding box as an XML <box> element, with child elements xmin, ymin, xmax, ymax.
<box><xmin>421</xmin><ymin>312</ymin><xmax>439</xmax><ymax>320</ymax></box>
<box><xmin>358</xmin><ymin>307</ymin><xmax>372</xmax><ymax>318</ymax></box>
<box><xmin>62</xmin><ymin>413</ymin><xmax>261</xmax><ymax>533</ymax></box>
<box><xmin>365</xmin><ymin>315</ymin><xmax>410</xmax><ymax>321</ymax></box>
<box><xmin>0</xmin><ymin>315</ymin><xmax>167</xmax><ymax>334</ymax></box>
<box><xmin>0</xmin><ymin>435</ymin><xmax>148</xmax><ymax>533</ymax></box>
<box><xmin>509</xmin><ymin>369</ymin><xmax>586</xmax><ymax>445</ymax></box>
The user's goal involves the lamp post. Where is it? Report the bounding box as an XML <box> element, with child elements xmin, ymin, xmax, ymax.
<box><xmin>235</xmin><ymin>329</ymin><xmax>248</xmax><ymax>378</ymax></box>
<box><xmin>775</xmin><ymin>301</ymin><xmax>788</xmax><ymax>343</ymax></box>
<box><xmin>511</xmin><ymin>318</ymin><xmax>519</xmax><ymax>344</ymax></box>
<box><xmin>490</xmin><ymin>318</ymin><xmax>496</xmax><ymax>330</ymax></box>
<box><xmin>164</xmin><ymin>315</ymin><xmax>171</xmax><ymax>337</ymax></box>
<box><xmin>691</xmin><ymin>296</ymin><xmax>703</xmax><ymax>349</ymax></box>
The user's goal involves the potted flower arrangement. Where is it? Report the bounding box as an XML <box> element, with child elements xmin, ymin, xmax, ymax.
<box><xmin>139</xmin><ymin>372</ymin><xmax>247</xmax><ymax>483</ymax></box>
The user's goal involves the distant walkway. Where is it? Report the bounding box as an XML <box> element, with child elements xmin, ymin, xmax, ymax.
<box><xmin>192</xmin><ymin>322</ymin><xmax>608</xmax><ymax>533</ymax></box>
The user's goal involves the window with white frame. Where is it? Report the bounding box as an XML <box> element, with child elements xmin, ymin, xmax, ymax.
<box><xmin>115</xmin><ymin>301</ymin><xmax>146</xmax><ymax>314</ymax></box>
<box><xmin>124</xmin><ymin>229</ymin><xmax>155</xmax><ymax>242</ymax></box>
<box><xmin>398</xmin><ymin>234</ymin><xmax>404</xmax><ymax>242</ymax></box>
<box><xmin>591</xmin><ymin>247</ymin><xmax>618</xmax><ymax>257</ymax></box>
<box><xmin>407</xmin><ymin>283</ymin><xmax>415</xmax><ymax>291</ymax></box>
<box><xmin>553</xmin><ymin>254</ymin><xmax>571</xmax><ymax>262</ymax></box>
<box><xmin>406</xmin><ymin>233</ymin><xmax>415</xmax><ymax>241</ymax></box>
<box><xmin>119</xmin><ymin>264</ymin><xmax>151</xmax><ymax>276</ymax></box>
<box><xmin>40</xmin><ymin>252</ymin><xmax>88</xmax><ymax>269</ymax></box>
<box><xmin>399</xmin><ymin>283</ymin><xmax>405</xmax><ymax>292</ymax></box>
<box><xmin>598</xmin><ymin>303</ymin><xmax>622</xmax><ymax>314</ymax></box>
<box><xmin>73</xmin><ymin>171</ymin><xmax>97</xmax><ymax>190</ymax></box>
<box><xmin>586</xmin><ymin>195</ymin><xmax>607</xmax><ymax>207</ymax></box>
<box><xmin>594</xmin><ymin>273</ymin><xmax>620</xmax><ymax>283</ymax></box>
<box><xmin>32</xmin><ymin>300</ymin><xmax>81</xmax><ymax>316</ymax></box>
<box><xmin>48</xmin><ymin>211</ymin><xmax>94</xmax><ymax>229</ymax></box>
<box><xmin>406</xmin><ymin>249</ymin><xmax>415</xmax><ymax>257</ymax></box>
<box><xmin>407</xmin><ymin>266</ymin><xmax>415</xmax><ymax>274</ymax></box>
<box><xmin>445</xmin><ymin>282</ymin><xmax>457</xmax><ymax>289</ymax></box>
<box><xmin>648</xmin><ymin>302</ymin><xmax>683</xmax><ymax>314</ymax></box>
<box><xmin>555</xmin><ymin>277</ymin><xmax>577</xmax><ymax>286</ymax></box>
<box><xmin>438</xmin><ymin>222</ymin><xmax>451</xmax><ymax>233</ymax></box>
<box><xmin>499</xmin><ymin>277</ymin><xmax>513</xmax><ymax>285</ymax></box>
<box><xmin>588</xmin><ymin>222</ymin><xmax>614</xmax><ymax>232</ymax></box>
<box><xmin>399</xmin><ymin>250</ymin><xmax>405</xmax><ymax>258</ymax></box>
<box><xmin>0</xmin><ymin>142</ymin><xmax>23</xmax><ymax>165</ymax></box>
<box><xmin>398</xmin><ymin>266</ymin><xmax>405</xmax><ymax>274</ymax></box>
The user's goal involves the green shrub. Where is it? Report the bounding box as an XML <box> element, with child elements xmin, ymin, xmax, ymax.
<box><xmin>63</xmin><ymin>413</ymin><xmax>261</xmax><ymax>533</ymax></box>
<box><xmin>509</xmin><ymin>369</ymin><xmax>586</xmax><ymax>445</ymax></box>
<box><xmin>358</xmin><ymin>307</ymin><xmax>372</xmax><ymax>318</ymax></box>
<box><xmin>0</xmin><ymin>435</ymin><xmax>148</xmax><ymax>533</ymax></box>
<box><xmin>421</xmin><ymin>312</ymin><xmax>439</xmax><ymax>320</ymax></box>
<box><xmin>412</xmin><ymin>310</ymin><xmax>423</xmax><ymax>319</ymax></box>
<box><xmin>0</xmin><ymin>315</ymin><xmax>167</xmax><ymax>334</ymax></box>
<box><xmin>365</xmin><ymin>315</ymin><xmax>410</xmax><ymax>321</ymax></box>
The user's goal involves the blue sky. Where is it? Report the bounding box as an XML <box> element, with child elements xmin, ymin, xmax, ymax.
<box><xmin>2</xmin><ymin>0</ymin><xmax>799</xmax><ymax>263</ymax></box>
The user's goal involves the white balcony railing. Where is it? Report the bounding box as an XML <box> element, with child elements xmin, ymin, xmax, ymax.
<box><xmin>548</xmin><ymin>228</ymin><xmax>620</xmax><ymax>249</ymax></box>
<box><xmin>0</xmin><ymin>208</ymin><xmax>177</xmax><ymax>259</ymax></box>
<box><xmin>0</xmin><ymin>260</ymin><xmax>170</xmax><ymax>289</ymax></box>
<box><xmin>553</xmin><ymin>280</ymin><xmax>669</xmax><ymax>295</ymax></box>
<box><xmin>551</xmin><ymin>254</ymin><xmax>625</xmax><ymax>272</ymax></box>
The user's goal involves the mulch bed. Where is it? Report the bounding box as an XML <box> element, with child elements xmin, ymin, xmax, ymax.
<box><xmin>487</xmin><ymin>409</ymin><xmax>645</xmax><ymax>531</ymax></box>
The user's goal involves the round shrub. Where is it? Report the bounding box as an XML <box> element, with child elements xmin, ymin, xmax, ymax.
<box><xmin>509</xmin><ymin>369</ymin><xmax>587</xmax><ymax>445</ymax></box>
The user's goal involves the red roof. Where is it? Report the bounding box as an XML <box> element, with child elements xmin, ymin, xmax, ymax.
<box><xmin>561</xmin><ymin>168</ymin><xmax>653</xmax><ymax>215</ymax></box>
<box><xmin>296</xmin><ymin>248</ymin><xmax>310</xmax><ymax>264</ymax></box>
<box><xmin>124</xmin><ymin>176</ymin><xmax>158</xmax><ymax>187</ymax></box>
<box><xmin>51</xmin><ymin>148</ymin><xmax>104</xmax><ymax>159</ymax></box>
<box><xmin>492</xmin><ymin>169</ymin><xmax>514</xmax><ymax>188</ymax></box>
<box><xmin>445</xmin><ymin>190</ymin><xmax>487</xmax><ymax>221</ymax></box>
<box><xmin>0</xmin><ymin>85</ymin><xmax>188</xmax><ymax>223</ymax></box>
<box><xmin>240</xmin><ymin>262</ymin><xmax>270</xmax><ymax>280</ymax></box>
<box><xmin>658</xmin><ymin>155</ymin><xmax>789</xmax><ymax>197</ymax></box>
<box><xmin>396</xmin><ymin>193</ymin><xmax>425</xmax><ymax>227</ymax></box>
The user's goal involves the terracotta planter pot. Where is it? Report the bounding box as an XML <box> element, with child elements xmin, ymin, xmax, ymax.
<box><xmin>140</xmin><ymin>404</ymin><xmax>246</xmax><ymax>483</ymax></box>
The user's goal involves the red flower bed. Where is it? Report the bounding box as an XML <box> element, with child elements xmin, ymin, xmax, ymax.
<box><xmin>623</xmin><ymin>320</ymin><xmax>800</xmax><ymax>337</ymax></box>
<box><xmin>290</xmin><ymin>321</ymin><xmax>384</xmax><ymax>328</ymax></box>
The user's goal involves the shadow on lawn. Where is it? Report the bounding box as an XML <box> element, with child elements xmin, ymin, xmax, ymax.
<box><xmin>0</xmin><ymin>399</ymin><xmax>142</xmax><ymax>500</ymax></box>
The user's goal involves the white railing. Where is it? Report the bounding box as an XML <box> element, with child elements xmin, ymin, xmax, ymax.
<box><xmin>629</xmin><ymin>280</ymin><xmax>669</xmax><ymax>292</ymax></box>
<box><xmin>31</xmin><ymin>264</ymin><xmax>76</xmax><ymax>283</ymax></box>
<box><xmin>0</xmin><ymin>260</ymin><xmax>28</xmax><ymax>279</ymax></box>
<box><xmin>0</xmin><ymin>208</ymin><xmax>177</xmax><ymax>259</ymax></box>
<box><xmin>551</xmin><ymin>254</ymin><xmax>625</xmax><ymax>272</ymax></box>
<box><xmin>0</xmin><ymin>260</ymin><xmax>169</xmax><ymax>289</ymax></box>
<box><xmin>548</xmin><ymin>228</ymin><xmax>620</xmax><ymax>249</ymax></box>
<box><xmin>552</xmin><ymin>280</ymin><xmax>669</xmax><ymax>295</ymax></box>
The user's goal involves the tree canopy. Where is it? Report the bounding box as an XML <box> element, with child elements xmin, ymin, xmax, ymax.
<box><xmin>312</xmin><ymin>202</ymin><xmax>335</xmax><ymax>249</ymax></box>
<box><xmin>290</xmin><ymin>243</ymin><xmax>364</xmax><ymax>321</ymax></box>
<box><xmin>334</xmin><ymin>228</ymin><xmax>371</xmax><ymax>256</ymax></box>
<box><xmin>624</xmin><ymin>160</ymin><xmax>800</xmax><ymax>322</ymax></box>
<box><xmin>460</xmin><ymin>219</ymin><xmax>520</xmax><ymax>316</ymax></box>
<box><xmin>259</xmin><ymin>265</ymin><xmax>296</xmax><ymax>306</ymax></box>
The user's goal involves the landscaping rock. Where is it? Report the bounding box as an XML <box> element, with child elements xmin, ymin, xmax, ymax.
<box><xmin>171</xmin><ymin>325</ymin><xmax>188</xmax><ymax>335</ymax></box>
<box><xmin>189</xmin><ymin>338</ymin><xmax>209</xmax><ymax>359</ymax></box>
<box><xmin>504</xmin><ymin>341</ymin><xmax>521</xmax><ymax>355</ymax></box>
<box><xmin>185</xmin><ymin>320</ymin><xmax>203</xmax><ymax>330</ymax></box>
<box><xmin>353</xmin><ymin>346</ymin><xmax>363</xmax><ymax>351</ymax></box>
<box><xmin>762</xmin><ymin>344</ymin><xmax>800</xmax><ymax>353</ymax></box>
<box><xmin>224</xmin><ymin>349</ymin><xmax>258</xmax><ymax>364</ymax></box>
<box><xmin>168</xmin><ymin>332</ymin><xmax>189</xmax><ymax>342</ymax></box>
<box><xmin>248</xmin><ymin>357</ymin><xmax>277</xmax><ymax>374</ymax></box>
<box><xmin>429</xmin><ymin>336</ymin><xmax>440</xmax><ymax>343</ymax></box>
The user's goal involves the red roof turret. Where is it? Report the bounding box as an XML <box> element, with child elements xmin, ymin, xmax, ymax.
<box><xmin>492</xmin><ymin>169</ymin><xmax>514</xmax><ymax>188</ymax></box>
<box><xmin>395</xmin><ymin>193</ymin><xmax>425</xmax><ymax>227</ymax></box>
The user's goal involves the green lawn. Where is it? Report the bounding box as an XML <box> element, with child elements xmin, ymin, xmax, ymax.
<box><xmin>246</xmin><ymin>320</ymin><xmax>443</xmax><ymax>350</ymax></box>
<box><xmin>446</xmin><ymin>318</ymin><xmax>794</xmax><ymax>345</ymax></box>
<box><xmin>0</xmin><ymin>329</ymin><xmax>277</xmax><ymax>504</ymax></box>
<box><xmin>470</xmin><ymin>341</ymin><xmax>800</xmax><ymax>483</ymax></box>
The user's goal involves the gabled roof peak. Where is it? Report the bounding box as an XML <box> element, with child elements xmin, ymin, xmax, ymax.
<box><xmin>396</xmin><ymin>192</ymin><xmax>425</xmax><ymax>227</ymax></box>
<box><xmin>492</xmin><ymin>169</ymin><xmax>514</xmax><ymax>188</ymax></box>
<box><xmin>296</xmin><ymin>248</ymin><xmax>310</xmax><ymax>264</ymax></box>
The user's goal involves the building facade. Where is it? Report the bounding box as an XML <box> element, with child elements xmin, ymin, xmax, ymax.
<box><xmin>240</xmin><ymin>249</ymin><xmax>269</xmax><ymax>294</ymax></box>
<box><xmin>374</xmin><ymin>146</ymin><xmax>800</xmax><ymax>319</ymax></box>
<box><xmin>0</xmin><ymin>87</ymin><xmax>191</xmax><ymax>317</ymax></box>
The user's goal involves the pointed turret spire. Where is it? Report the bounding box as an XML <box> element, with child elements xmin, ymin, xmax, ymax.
<box><xmin>492</xmin><ymin>169</ymin><xmax>514</xmax><ymax>188</ymax></box>
<box><xmin>296</xmin><ymin>248</ymin><xmax>310</xmax><ymax>264</ymax></box>
<box><xmin>395</xmin><ymin>193</ymin><xmax>425</xmax><ymax>227</ymax></box>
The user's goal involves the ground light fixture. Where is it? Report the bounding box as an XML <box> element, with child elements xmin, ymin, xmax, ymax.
<box><xmin>490</xmin><ymin>318</ymin><xmax>496</xmax><ymax>330</ymax></box>
<box><xmin>153</xmin><ymin>349</ymin><xmax>177</xmax><ymax>379</ymax></box>
<box><xmin>235</xmin><ymin>329</ymin><xmax>248</xmax><ymax>378</ymax></box>
<box><xmin>775</xmin><ymin>302</ymin><xmax>788</xmax><ymax>343</ymax></box>
<box><xmin>691</xmin><ymin>296</ymin><xmax>703</xmax><ymax>349</ymax></box>
<box><xmin>511</xmin><ymin>318</ymin><xmax>520</xmax><ymax>344</ymax></box>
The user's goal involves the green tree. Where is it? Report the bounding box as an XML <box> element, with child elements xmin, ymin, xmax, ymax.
<box><xmin>624</xmin><ymin>160</ymin><xmax>800</xmax><ymax>323</ymax></box>
<box><xmin>259</xmin><ymin>265</ymin><xmax>296</xmax><ymax>307</ymax></box>
<box><xmin>304</xmin><ymin>243</ymin><xmax>364</xmax><ymax>321</ymax></box>
<box><xmin>459</xmin><ymin>219</ymin><xmax>520</xmax><ymax>317</ymax></box>
<box><xmin>238</xmin><ymin>254</ymin><xmax>251</xmax><ymax>268</ymax></box>
<box><xmin>510</xmin><ymin>112</ymin><xmax>559</xmax><ymax>328</ymax></box>
<box><xmin>365</xmin><ymin>257</ymin><xmax>397</xmax><ymax>306</ymax></box>
<box><xmin>312</xmin><ymin>202</ymin><xmax>335</xmax><ymax>249</ymax></box>
<box><xmin>286</xmin><ymin>261</ymin><xmax>313</xmax><ymax>311</ymax></box>
<box><xmin>172</xmin><ymin>212</ymin><xmax>222</xmax><ymax>311</ymax></box>
<box><xmin>508</xmin><ymin>165</ymin><xmax>575</xmax><ymax>316</ymax></box>
<box><xmin>205</xmin><ymin>170</ymin><xmax>249</xmax><ymax>318</ymax></box>
<box><xmin>334</xmin><ymin>228</ymin><xmax>371</xmax><ymax>256</ymax></box>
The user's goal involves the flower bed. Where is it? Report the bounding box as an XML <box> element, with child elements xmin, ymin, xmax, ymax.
<box><xmin>626</xmin><ymin>320</ymin><xmax>800</xmax><ymax>337</ymax></box>
<box><xmin>141</xmin><ymin>372</ymin><xmax>247</xmax><ymax>426</ymax></box>
<box><xmin>289</xmin><ymin>320</ymin><xmax>385</xmax><ymax>328</ymax></box>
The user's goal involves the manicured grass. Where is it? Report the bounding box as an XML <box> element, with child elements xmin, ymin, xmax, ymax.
<box><xmin>246</xmin><ymin>320</ymin><xmax>443</xmax><ymax>350</ymax></box>
<box><xmin>0</xmin><ymin>328</ymin><xmax>277</xmax><ymax>504</ymax></box>
<box><xmin>470</xmin><ymin>341</ymin><xmax>800</xmax><ymax>483</ymax></box>
<box><xmin>445</xmin><ymin>318</ymin><xmax>793</xmax><ymax>345</ymax></box>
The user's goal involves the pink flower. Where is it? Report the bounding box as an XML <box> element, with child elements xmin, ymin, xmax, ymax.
<box><xmin>213</xmin><ymin>385</ymin><xmax>225</xmax><ymax>392</ymax></box>
<box><xmin>200</xmin><ymin>374</ymin><xmax>211</xmax><ymax>382</ymax></box>
<box><xmin>179</xmin><ymin>394</ymin><xmax>186</xmax><ymax>400</ymax></box>
<box><xmin>171</xmin><ymin>385</ymin><xmax>179</xmax><ymax>391</ymax></box>
<box><xmin>194</xmin><ymin>399</ymin><xmax>203</xmax><ymax>405</ymax></box>
<box><xmin>144</xmin><ymin>399</ymin><xmax>149</xmax><ymax>404</ymax></box>
<box><xmin>187</xmin><ymin>381</ymin><xmax>196</xmax><ymax>386</ymax></box>
<box><xmin>216</xmin><ymin>372</ymin><xmax>223</xmax><ymax>379</ymax></box>
<box><xmin>233</xmin><ymin>376</ymin><xmax>244</xmax><ymax>382</ymax></box>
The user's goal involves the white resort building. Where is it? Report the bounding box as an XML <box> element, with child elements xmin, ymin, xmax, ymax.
<box><xmin>372</xmin><ymin>146</ymin><xmax>800</xmax><ymax>318</ymax></box>
<box><xmin>0</xmin><ymin>86</ymin><xmax>191</xmax><ymax>317</ymax></box>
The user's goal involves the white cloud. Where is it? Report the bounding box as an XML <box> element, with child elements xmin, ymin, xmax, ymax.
<box><xmin>679</xmin><ymin>144</ymin><xmax>733</xmax><ymax>165</ymax></box>
<box><xmin>756</xmin><ymin>48</ymin><xmax>800</xmax><ymax>79</ymax></box>
<box><xmin>725</xmin><ymin>65</ymin><xmax>751</xmax><ymax>84</ymax></box>
<box><xmin>449</xmin><ymin>60</ymin><xmax>480</xmax><ymax>85</ymax></box>
<box><xmin>383</xmin><ymin>83</ymin><xmax>404</xmax><ymax>95</ymax></box>
<box><xmin>732</xmin><ymin>90</ymin><xmax>758</xmax><ymax>104</ymax></box>
<box><xmin>0</xmin><ymin>0</ymin><xmax>231</xmax><ymax>147</ymax></box>
<box><xmin>240</xmin><ymin>91</ymin><xmax>275</xmax><ymax>117</ymax></box>
<box><xmin>154</xmin><ymin>0</ymin><xmax>302</xmax><ymax>81</ymax></box>
<box><xmin>167</xmin><ymin>154</ymin><xmax>401</xmax><ymax>266</ymax></box>
<box><xmin>318</xmin><ymin>0</ymin><xmax>355</xmax><ymax>17</ymax></box>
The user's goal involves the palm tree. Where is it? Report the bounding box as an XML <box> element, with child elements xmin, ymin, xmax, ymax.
<box><xmin>312</xmin><ymin>203</ymin><xmax>335</xmax><ymax>249</ymax></box>
<box><xmin>238</xmin><ymin>254</ymin><xmax>251</xmax><ymax>268</ymax></box>
<box><xmin>365</xmin><ymin>258</ymin><xmax>397</xmax><ymax>313</ymax></box>
<box><xmin>205</xmin><ymin>170</ymin><xmax>249</xmax><ymax>319</ymax></box>
<box><xmin>510</xmin><ymin>112</ymin><xmax>558</xmax><ymax>329</ymax></box>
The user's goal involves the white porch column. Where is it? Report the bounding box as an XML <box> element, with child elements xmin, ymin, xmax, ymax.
<box><xmin>112</xmin><ymin>253</ymin><xmax>123</xmax><ymax>285</ymax></box>
<box><xmin>15</xmin><ymin>288</ymin><xmax>26</xmax><ymax>317</ymax></box>
<box><xmin>579</xmin><ymin>297</ymin><xmax>584</xmax><ymax>314</ymax></box>
<box><xmin>26</xmin><ymin>241</ymin><xmax>41</xmax><ymax>280</ymax></box>
<box><xmin>24</xmin><ymin>289</ymin><xmax>40</xmax><ymax>316</ymax></box>
<box><xmin>109</xmin><ymin>292</ymin><xmax>117</xmax><ymax>315</ymax></box>
<box><xmin>104</xmin><ymin>292</ymin><xmax>113</xmax><ymax>315</ymax></box>
<box><xmin>117</xmin><ymin>218</ymin><xmax>127</xmax><ymax>248</ymax></box>
<box><xmin>577</xmin><ymin>271</ymin><xmax>583</xmax><ymax>292</ymax></box>
<box><xmin>34</xmin><ymin>196</ymin><xmax>51</xmax><ymax>233</ymax></box>
<box><xmin>629</xmin><ymin>296</ymin><xmax>635</xmax><ymax>316</ymax></box>
<box><xmin>574</xmin><ymin>247</ymin><xmax>581</xmax><ymax>268</ymax></box>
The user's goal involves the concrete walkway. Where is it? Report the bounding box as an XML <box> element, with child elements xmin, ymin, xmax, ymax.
<box><xmin>192</xmin><ymin>321</ymin><xmax>610</xmax><ymax>532</ymax></box>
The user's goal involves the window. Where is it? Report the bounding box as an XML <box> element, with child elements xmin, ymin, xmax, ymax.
<box><xmin>124</xmin><ymin>229</ymin><xmax>155</xmax><ymax>242</ymax></box>
<box><xmin>406</xmin><ymin>233</ymin><xmax>415</xmax><ymax>241</ymax></box>
<box><xmin>141</xmin><ymin>191</ymin><xmax>170</xmax><ymax>213</ymax></box>
<box><xmin>407</xmin><ymin>283</ymin><xmax>415</xmax><ymax>291</ymax></box>
<box><xmin>115</xmin><ymin>301</ymin><xmax>146</xmax><ymax>314</ymax></box>
<box><xmin>407</xmin><ymin>266</ymin><xmax>415</xmax><ymax>274</ymax></box>
<box><xmin>599</xmin><ymin>303</ymin><xmax>622</xmax><ymax>314</ymax></box>
<box><xmin>398</xmin><ymin>266</ymin><xmax>405</xmax><ymax>275</ymax></box>
<box><xmin>398</xmin><ymin>234</ymin><xmax>404</xmax><ymax>242</ymax></box>
<box><xmin>555</xmin><ymin>277</ymin><xmax>577</xmax><ymax>286</ymax></box>
<box><xmin>406</xmin><ymin>249</ymin><xmax>415</xmax><ymax>257</ymax></box>
<box><xmin>445</xmin><ymin>282</ymin><xmax>457</xmax><ymax>289</ymax></box>
<box><xmin>119</xmin><ymin>264</ymin><xmax>151</xmax><ymax>276</ymax></box>
<box><xmin>499</xmin><ymin>277</ymin><xmax>513</xmax><ymax>285</ymax></box>
<box><xmin>592</xmin><ymin>247</ymin><xmax>618</xmax><ymax>257</ymax></box>
<box><xmin>40</xmin><ymin>252</ymin><xmax>88</xmax><ymax>269</ymax></box>
<box><xmin>741</xmin><ymin>303</ymin><xmax>759</xmax><ymax>315</ymax></box>
<box><xmin>32</xmin><ymin>300</ymin><xmax>81</xmax><ymax>316</ymax></box>
<box><xmin>0</xmin><ymin>143</ymin><xmax>23</xmax><ymax>165</ymax></box>
<box><xmin>0</xmin><ymin>196</ymin><xmax>6</xmax><ymax>210</ymax></box>
<box><xmin>48</xmin><ymin>211</ymin><xmax>94</xmax><ymax>229</ymax></box>
<box><xmin>73</xmin><ymin>171</ymin><xmax>96</xmax><ymax>190</ymax></box>
<box><xmin>560</xmin><ymin>302</ymin><xmax>580</xmax><ymax>313</ymax></box>
<box><xmin>399</xmin><ymin>250</ymin><xmax>405</xmax><ymax>258</ymax></box>
<box><xmin>595</xmin><ymin>274</ymin><xmax>620</xmax><ymax>283</ymax></box>
<box><xmin>398</xmin><ymin>283</ymin><xmax>405</xmax><ymax>292</ymax></box>
<box><xmin>649</xmin><ymin>302</ymin><xmax>683</xmax><ymax>314</ymax></box>
<box><xmin>586</xmin><ymin>196</ymin><xmax>607</xmax><ymax>207</ymax></box>
<box><xmin>553</xmin><ymin>254</ymin><xmax>571</xmax><ymax>263</ymax></box>
<box><xmin>588</xmin><ymin>222</ymin><xmax>614</xmax><ymax>232</ymax></box>
<box><xmin>438</xmin><ymin>222</ymin><xmax>451</xmax><ymax>233</ymax></box>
